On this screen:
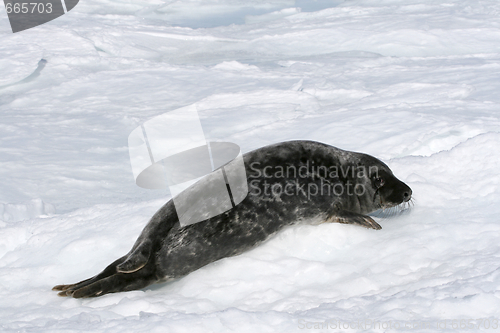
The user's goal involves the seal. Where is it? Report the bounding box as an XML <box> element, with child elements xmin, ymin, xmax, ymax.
<box><xmin>53</xmin><ymin>140</ymin><xmax>412</xmax><ymax>298</ymax></box>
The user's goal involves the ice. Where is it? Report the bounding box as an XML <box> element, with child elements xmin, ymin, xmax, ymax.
<box><xmin>0</xmin><ymin>198</ymin><xmax>55</xmax><ymax>222</ymax></box>
<box><xmin>1</xmin><ymin>0</ymin><xmax>500</xmax><ymax>332</ymax></box>
<box><xmin>0</xmin><ymin>43</ymin><xmax>43</xmax><ymax>86</ymax></box>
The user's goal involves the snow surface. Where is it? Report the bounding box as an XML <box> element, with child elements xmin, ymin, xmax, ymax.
<box><xmin>1</xmin><ymin>0</ymin><xmax>500</xmax><ymax>332</ymax></box>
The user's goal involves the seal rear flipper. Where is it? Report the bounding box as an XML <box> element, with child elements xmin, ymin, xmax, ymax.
<box><xmin>52</xmin><ymin>256</ymin><xmax>127</xmax><ymax>295</ymax></box>
<box><xmin>329</xmin><ymin>211</ymin><xmax>382</xmax><ymax>230</ymax></box>
<box><xmin>59</xmin><ymin>270</ymin><xmax>157</xmax><ymax>298</ymax></box>
<box><xmin>116</xmin><ymin>239</ymin><xmax>152</xmax><ymax>273</ymax></box>
<box><xmin>53</xmin><ymin>253</ymin><xmax>157</xmax><ymax>298</ymax></box>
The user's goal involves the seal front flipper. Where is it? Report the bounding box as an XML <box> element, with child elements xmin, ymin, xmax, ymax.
<box><xmin>329</xmin><ymin>210</ymin><xmax>382</xmax><ymax>230</ymax></box>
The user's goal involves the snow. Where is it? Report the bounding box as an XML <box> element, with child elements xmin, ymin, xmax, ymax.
<box><xmin>1</xmin><ymin>0</ymin><xmax>500</xmax><ymax>331</ymax></box>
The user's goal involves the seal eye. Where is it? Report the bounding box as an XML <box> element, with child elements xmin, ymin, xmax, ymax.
<box><xmin>374</xmin><ymin>177</ymin><xmax>384</xmax><ymax>188</ymax></box>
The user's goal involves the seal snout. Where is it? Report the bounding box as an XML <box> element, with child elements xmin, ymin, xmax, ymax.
<box><xmin>398</xmin><ymin>181</ymin><xmax>412</xmax><ymax>203</ymax></box>
<box><xmin>403</xmin><ymin>187</ymin><xmax>412</xmax><ymax>202</ymax></box>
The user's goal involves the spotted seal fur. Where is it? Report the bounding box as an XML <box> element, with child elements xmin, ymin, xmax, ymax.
<box><xmin>53</xmin><ymin>140</ymin><xmax>412</xmax><ymax>298</ymax></box>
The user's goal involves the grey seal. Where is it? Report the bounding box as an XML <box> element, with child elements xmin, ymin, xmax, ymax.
<box><xmin>53</xmin><ymin>140</ymin><xmax>412</xmax><ymax>298</ymax></box>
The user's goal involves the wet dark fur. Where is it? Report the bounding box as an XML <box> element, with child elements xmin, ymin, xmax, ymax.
<box><xmin>53</xmin><ymin>140</ymin><xmax>412</xmax><ymax>298</ymax></box>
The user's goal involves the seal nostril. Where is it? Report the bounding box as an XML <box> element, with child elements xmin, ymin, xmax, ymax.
<box><xmin>403</xmin><ymin>192</ymin><xmax>411</xmax><ymax>202</ymax></box>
